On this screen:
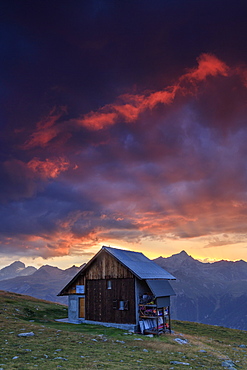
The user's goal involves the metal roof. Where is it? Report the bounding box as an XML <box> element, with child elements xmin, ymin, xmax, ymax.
<box><xmin>103</xmin><ymin>246</ymin><xmax>175</xmax><ymax>280</ymax></box>
<box><xmin>146</xmin><ymin>279</ymin><xmax>176</xmax><ymax>297</ymax></box>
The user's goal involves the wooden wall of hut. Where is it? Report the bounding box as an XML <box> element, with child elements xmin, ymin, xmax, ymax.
<box><xmin>85</xmin><ymin>250</ymin><xmax>134</xmax><ymax>279</ymax></box>
<box><xmin>85</xmin><ymin>277</ymin><xmax>136</xmax><ymax>324</ymax></box>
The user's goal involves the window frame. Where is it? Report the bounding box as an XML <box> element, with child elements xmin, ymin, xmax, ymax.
<box><xmin>107</xmin><ymin>280</ymin><xmax>112</xmax><ymax>289</ymax></box>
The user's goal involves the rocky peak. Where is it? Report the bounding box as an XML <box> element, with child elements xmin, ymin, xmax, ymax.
<box><xmin>2</xmin><ymin>260</ymin><xmax>25</xmax><ymax>271</ymax></box>
<box><xmin>0</xmin><ymin>261</ymin><xmax>27</xmax><ymax>280</ymax></box>
<box><xmin>172</xmin><ymin>250</ymin><xmax>192</xmax><ymax>260</ymax></box>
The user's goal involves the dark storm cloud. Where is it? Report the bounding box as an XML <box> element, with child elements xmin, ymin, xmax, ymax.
<box><xmin>1</xmin><ymin>0</ymin><xmax>247</xmax><ymax>258</ymax></box>
<box><xmin>0</xmin><ymin>157</ymin><xmax>69</xmax><ymax>202</ymax></box>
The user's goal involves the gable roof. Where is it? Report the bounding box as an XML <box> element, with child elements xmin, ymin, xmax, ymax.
<box><xmin>58</xmin><ymin>246</ymin><xmax>175</xmax><ymax>296</ymax></box>
<box><xmin>103</xmin><ymin>246</ymin><xmax>175</xmax><ymax>280</ymax></box>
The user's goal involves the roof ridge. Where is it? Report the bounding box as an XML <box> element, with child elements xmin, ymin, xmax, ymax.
<box><xmin>104</xmin><ymin>246</ymin><xmax>176</xmax><ymax>280</ymax></box>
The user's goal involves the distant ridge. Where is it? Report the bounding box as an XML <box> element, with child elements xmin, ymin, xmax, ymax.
<box><xmin>154</xmin><ymin>251</ymin><xmax>247</xmax><ymax>330</ymax></box>
<box><xmin>0</xmin><ymin>264</ymin><xmax>81</xmax><ymax>304</ymax></box>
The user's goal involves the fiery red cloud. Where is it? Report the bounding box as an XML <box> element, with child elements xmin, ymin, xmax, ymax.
<box><xmin>5</xmin><ymin>51</ymin><xmax>246</xmax><ymax>259</ymax></box>
<box><xmin>76</xmin><ymin>54</ymin><xmax>229</xmax><ymax>131</ymax></box>
<box><xmin>23</xmin><ymin>53</ymin><xmax>231</xmax><ymax>148</ymax></box>
<box><xmin>1</xmin><ymin>1</ymin><xmax>247</xmax><ymax>264</ymax></box>
<box><xmin>23</xmin><ymin>107</ymin><xmax>67</xmax><ymax>149</ymax></box>
<box><xmin>27</xmin><ymin>157</ymin><xmax>70</xmax><ymax>179</ymax></box>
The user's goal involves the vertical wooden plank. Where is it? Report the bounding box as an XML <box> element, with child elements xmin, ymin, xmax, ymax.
<box><xmin>79</xmin><ymin>297</ymin><xmax>85</xmax><ymax>318</ymax></box>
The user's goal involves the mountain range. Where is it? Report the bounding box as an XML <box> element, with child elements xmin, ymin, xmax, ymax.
<box><xmin>0</xmin><ymin>263</ymin><xmax>81</xmax><ymax>304</ymax></box>
<box><xmin>154</xmin><ymin>251</ymin><xmax>247</xmax><ymax>330</ymax></box>
<box><xmin>0</xmin><ymin>251</ymin><xmax>246</xmax><ymax>330</ymax></box>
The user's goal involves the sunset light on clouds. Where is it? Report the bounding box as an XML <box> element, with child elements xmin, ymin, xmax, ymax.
<box><xmin>1</xmin><ymin>0</ymin><xmax>247</xmax><ymax>268</ymax></box>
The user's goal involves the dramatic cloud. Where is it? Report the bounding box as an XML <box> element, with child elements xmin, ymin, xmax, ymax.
<box><xmin>24</xmin><ymin>54</ymin><xmax>229</xmax><ymax>137</ymax></box>
<box><xmin>0</xmin><ymin>157</ymin><xmax>70</xmax><ymax>202</ymax></box>
<box><xmin>1</xmin><ymin>1</ymin><xmax>247</xmax><ymax>264</ymax></box>
<box><xmin>27</xmin><ymin>157</ymin><xmax>70</xmax><ymax>179</ymax></box>
<box><xmin>23</xmin><ymin>107</ymin><xmax>67</xmax><ymax>149</ymax></box>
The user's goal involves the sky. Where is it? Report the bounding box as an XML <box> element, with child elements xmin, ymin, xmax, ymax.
<box><xmin>1</xmin><ymin>0</ymin><xmax>247</xmax><ymax>269</ymax></box>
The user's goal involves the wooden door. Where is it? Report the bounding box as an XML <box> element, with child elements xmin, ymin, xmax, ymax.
<box><xmin>79</xmin><ymin>297</ymin><xmax>85</xmax><ymax>318</ymax></box>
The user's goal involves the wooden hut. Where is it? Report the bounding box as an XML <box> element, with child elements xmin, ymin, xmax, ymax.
<box><xmin>58</xmin><ymin>246</ymin><xmax>176</xmax><ymax>334</ymax></box>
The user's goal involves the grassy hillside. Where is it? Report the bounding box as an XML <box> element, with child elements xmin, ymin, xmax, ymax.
<box><xmin>0</xmin><ymin>290</ymin><xmax>246</xmax><ymax>369</ymax></box>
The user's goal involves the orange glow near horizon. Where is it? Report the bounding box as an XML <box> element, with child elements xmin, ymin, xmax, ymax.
<box><xmin>0</xmin><ymin>237</ymin><xmax>245</xmax><ymax>272</ymax></box>
<box><xmin>2</xmin><ymin>0</ymin><xmax>247</xmax><ymax>276</ymax></box>
<box><xmin>2</xmin><ymin>54</ymin><xmax>247</xmax><ymax>267</ymax></box>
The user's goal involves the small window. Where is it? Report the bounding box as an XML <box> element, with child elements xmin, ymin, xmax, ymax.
<box><xmin>119</xmin><ymin>300</ymin><xmax>124</xmax><ymax>310</ymax></box>
<box><xmin>76</xmin><ymin>285</ymin><xmax>85</xmax><ymax>294</ymax></box>
<box><xmin>107</xmin><ymin>280</ymin><xmax>112</xmax><ymax>289</ymax></box>
<box><xmin>113</xmin><ymin>299</ymin><xmax>129</xmax><ymax>310</ymax></box>
<box><xmin>119</xmin><ymin>300</ymin><xmax>129</xmax><ymax>311</ymax></box>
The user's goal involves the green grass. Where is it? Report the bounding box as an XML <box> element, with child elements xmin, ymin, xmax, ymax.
<box><xmin>0</xmin><ymin>290</ymin><xmax>246</xmax><ymax>369</ymax></box>
<box><xmin>173</xmin><ymin>319</ymin><xmax>247</xmax><ymax>345</ymax></box>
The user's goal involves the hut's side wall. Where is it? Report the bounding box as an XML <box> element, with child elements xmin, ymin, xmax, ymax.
<box><xmin>68</xmin><ymin>295</ymin><xmax>84</xmax><ymax>323</ymax></box>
